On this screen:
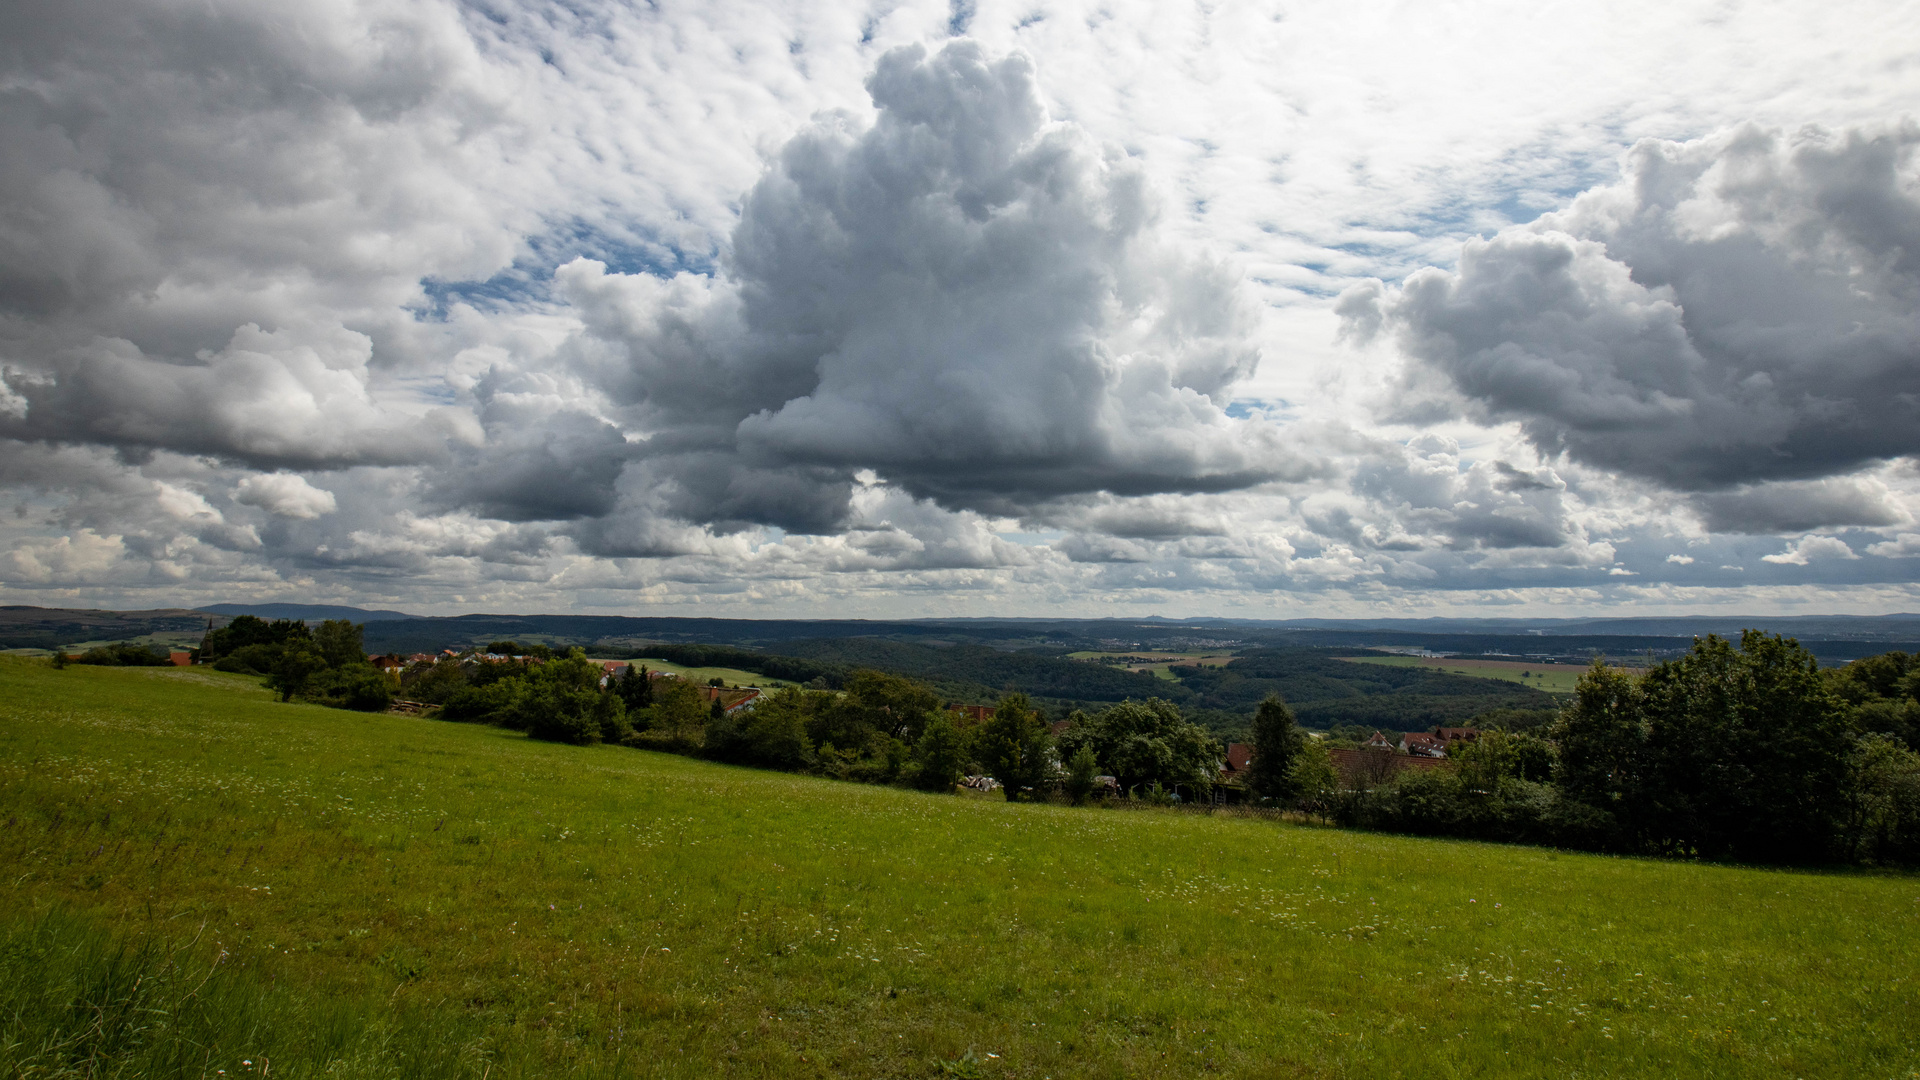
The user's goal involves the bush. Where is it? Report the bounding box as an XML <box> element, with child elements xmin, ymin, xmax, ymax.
<box><xmin>304</xmin><ymin>664</ymin><xmax>397</xmax><ymax>712</ymax></box>
<box><xmin>402</xmin><ymin>658</ymin><xmax>470</xmax><ymax>704</ymax></box>
<box><xmin>706</xmin><ymin>688</ymin><xmax>815</xmax><ymax>771</ymax></box>
<box><xmin>439</xmin><ymin>680</ymin><xmax>523</xmax><ymax>725</ymax></box>
<box><xmin>1339</xmin><ymin>769</ymin><xmax>1557</xmax><ymax>845</ymax></box>
<box><xmin>70</xmin><ymin>644</ymin><xmax>171</xmax><ymax>667</ymax></box>
<box><xmin>1848</xmin><ymin>735</ymin><xmax>1920</xmax><ymax>865</ymax></box>
<box><xmin>1063</xmin><ymin>745</ymin><xmax>1099</xmax><ymax>805</ymax></box>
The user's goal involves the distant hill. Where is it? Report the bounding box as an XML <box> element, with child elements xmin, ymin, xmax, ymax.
<box><xmin>197</xmin><ymin>603</ymin><xmax>421</xmax><ymax>622</ymax></box>
<box><xmin>0</xmin><ymin>606</ymin><xmax>212</xmax><ymax>651</ymax></box>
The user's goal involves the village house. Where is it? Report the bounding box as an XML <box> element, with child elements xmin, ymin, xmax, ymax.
<box><xmin>1363</xmin><ymin>731</ymin><xmax>1396</xmax><ymax>752</ymax></box>
<box><xmin>699</xmin><ymin>685</ymin><xmax>761</xmax><ymax>715</ymax></box>
<box><xmin>1328</xmin><ymin>746</ymin><xmax>1451</xmax><ymax>788</ymax></box>
<box><xmin>1436</xmin><ymin>726</ymin><xmax>1480</xmax><ymax>744</ymax></box>
<box><xmin>1400</xmin><ymin>732</ymin><xmax>1448</xmax><ymax>758</ymax></box>
<box><xmin>947</xmin><ymin>703</ymin><xmax>994</xmax><ymax>723</ymax></box>
<box><xmin>1220</xmin><ymin>742</ymin><xmax>1254</xmax><ymax>780</ymax></box>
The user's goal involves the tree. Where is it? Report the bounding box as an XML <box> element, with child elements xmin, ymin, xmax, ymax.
<box><xmin>305</xmin><ymin>664</ymin><xmax>396</xmax><ymax>712</ymax></box>
<box><xmin>510</xmin><ymin>650</ymin><xmax>629</xmax><ymax>745</ymax></box>
<box><xmin>1246</xmin><ymin>694</ymin><xmax>1303</xmax><ymax>800</ymax></box>
<box><xmin>975</xmin><ymin>693</ymin><xmax>1053</xmax><ymax>801</ymax></box>
<box><xmin>1847</xmin><ymin>735</ymin><xmax>1920</xmax><ymax>865</ymax></box>
<box><xmin>1057</xmin><ymin>698</ymin><xmax>1220</xmax><ymax>800</ymax></box>
<box><xmin>613</xmin><ymin>665</ymin><xmax>653</xmax><ymax>710</ymax></box>
<box><xmin>403</xmin><ymin>658</ymin><xmax>470</xmax><ymax>704</ymax></box>
<box><xmin>647</xmin><ymin>679</ymin><xmax>708</xmax><ymax>744</ymax></box>
<box><xmin>1640</xmin><ymin>632</ymin><xmax>1851</xmax><ymax>863</ymax></box>
<box><xmin>707</xmin><ymin>687</ymin><xmax>815</xmax><ymax>770</ymax></box>
<box><xmin>843</xmin><ymin>669</ymin><xmax>941</xmax><ymax>742</ymax></box>
<box><xmin>1287</xmin><ymin>741</ymin><xmax>1341</xmax><ymax>816</ymax></box>
<box><xmin>267</xmin><ymin>645</ymin><xmax>328</xmax><ymax>702</ymax></box>
<box><xmin>312</xmin><ymin>620</ymin><xmax>367</xmax><ymax>669</ymax></box>
<box><xmin>1551</xmin><ymin>659</ymin><xmax>1646</xmax><ymax>844</ymax></box>
<box><xmin>909</xmin><ymin>713</ymin><xmax>970</xmax><ymax>792</ymax></box>
<box><xmin>1063</xmin><ymin>745</ymin><xmax>1100</xmax><ymax>805</ymax></box>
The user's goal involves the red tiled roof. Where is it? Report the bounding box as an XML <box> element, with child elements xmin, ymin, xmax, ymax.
<box><xmin>1401</xmin><ymin>732</ymin><xmax>1447</xmax><ymax>755</ymax></box>
<box><xmin>1222</xmin><ymin>742</ymin><xmax>1254</xmax><ymax>772</ymax></box>
<box><xmin>1327</xmin><ymin>747</ymin><xmax>1453</xmax><ymax>788</ymax></box>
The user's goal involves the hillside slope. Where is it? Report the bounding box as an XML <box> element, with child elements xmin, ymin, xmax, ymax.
<box><xmin>0</xmin><ymin>658</ymin><xmax>1911</xmax><ymax>1078</ymax></box>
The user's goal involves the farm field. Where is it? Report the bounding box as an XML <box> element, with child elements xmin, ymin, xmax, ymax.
<box><xmin>1067</xmin><ymin>651</ymin><xmax>1236</xmax><ymax>681</ymax></box>
<box><xmin>1338</xmin><ymin>655</ymin><xmax>1618</xmax><ymax>694</ymax></box>
<box><xmin>1</xmin><ymin>658</ymin><xmax>1914</xmax><ymax>1079</ymax></box>
<box><xmin>623</xmin><ymin>658</ymin><xmax>799</xmax><ymax>689</ymax></box>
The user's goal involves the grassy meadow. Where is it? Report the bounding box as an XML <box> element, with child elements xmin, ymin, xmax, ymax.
<box><xmin>622</xmin><ymin>659</ymin><xmax>799</xmax><ymax>690</ymax></box>
<box><xmin>1338</xmin><ymin>655</ymin><xmax>1603</xmax><ymax>695</ymax></box>
<box><xmin>0</xmin><ymin>657</ymin><xmax>1914</xmax><ymax>1079</ymax></box>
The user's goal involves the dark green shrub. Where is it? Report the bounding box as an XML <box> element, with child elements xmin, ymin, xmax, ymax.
<box><xmin>71</xmin><ymin>644</ymin><xmax>170</xmax><ymax>667</ymax></box>
<box><xmin>304</xmin><ymin>664</ymin><xmax>396</xmax><ymax>712</ymax></box>
<box><xmin>439</xmin><ymin>680</ymin><xmax>523</xmax><ymax>725</ymax></box>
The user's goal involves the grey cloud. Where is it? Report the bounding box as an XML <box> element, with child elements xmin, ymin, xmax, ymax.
<box><xmin>569</xmin><ymin>40</ymin><xmax>1293</xmax><ymax>538</ymax></box>
<box><xmin>1693</xmin><ymin>476</ymin><xmax>1907</xmax><ymax>534</ymax></box>
<box><xmin>2</xmin><ymin>325</ymin><xmax>468</xmax><ymax>469</ymax></box>
<box><xmin>1347</xmin><ymin>122</ymin><xmax>1920</xmax><ymax>509</ymax></box>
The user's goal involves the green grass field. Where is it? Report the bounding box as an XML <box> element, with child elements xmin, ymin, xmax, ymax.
<box><xmin>621</xmin><ymin>658</ymin><xmax>798</xmax><ymax>690</ymax></box>
<box><xmin>1339</xmin><ymin>655</ymin><xmax>1601</xmax><ymax>694</ymax></box>
<box><xmin>1</xmin><ymin>658</ymin><xmax>1914</xmax><ymax>1078</ymax></box>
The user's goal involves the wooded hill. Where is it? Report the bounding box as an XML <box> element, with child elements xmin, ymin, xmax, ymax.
<box><xmin>613</xmin><ymin>638</ymin><xmax>1556</xmax><ymax>735</ymax></box>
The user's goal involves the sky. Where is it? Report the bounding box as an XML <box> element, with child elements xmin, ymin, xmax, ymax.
<box><xmin>2</xmin><ymin>0</ymin><xmax>1919</xmax><ymax>619</ymax></box>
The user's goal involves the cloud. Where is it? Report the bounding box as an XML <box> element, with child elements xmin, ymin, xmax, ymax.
<box><xmin>235</xmin><ymin>473</ymin><xmax>338</xmax><ymax>520</ymax></box>
<box><xmin>2</xmin><ymin>3</ymin><xmax>1918</xmax><ymax>616</ymax></box>
<box><xmin>1761</xmin><ymin>535</ymin><xmax>1860</xmax><ymax>566</ymax></box>
<box><xmin>2</xmin><ymin>325</ymin><xmax>472</xmax><ymax>469</ymax></box>
<box><xmin>1866</xmin><ymin>533</ymin><xmax>1920</xmax><ymax>558</ymax></box>
<box><xmin>1692</xmin><ymin>475</ymin><xmax>1909</xmax><ymax>534</ymax></box>
<box><xmin>1346</xmin><ymin>122</ymin><xmax>1920</xmax><ymax>507</ymax></box>
<box><xmin>564</xmin><ymin>40</ymin><xmax>1297</xmax><ymax>536</ymax></box>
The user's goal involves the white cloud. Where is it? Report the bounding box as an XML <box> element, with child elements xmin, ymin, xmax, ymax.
<box><xmin>235</xmin><ymin>474</ymin><xmax>339</xmax><ymax>520</ymax></box>
<box><xmin>1867</xmin><ymin>534</ymin><xmax>1920</xmax><ymax>559</ymax></box>
<box><xmin>1761</xmin><ymin>535</ymin><xmax>1861</xmax><ymax>566</ymax></box>
<box><xmin>2</xmin><ymin>2</ymin><xmax>1918</xmax><ymax>615</ymax></box>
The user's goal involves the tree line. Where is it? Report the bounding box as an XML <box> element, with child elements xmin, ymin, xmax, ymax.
<box><xmin>96</xmin><ymin>617</ymin><xmax>1920</xmax><ymax>867</ymax></box>
<box><xmin>397</xmin><ymin>650</ymin><xmax>1234</xmax><ymax>801</ymax></box>
<box><xmin>1274</xmin><ymin>632</ymin><xmax>1920</xmax><ymax>866</ymax></box>
<box><xmin>199</xmin><ymin>615</ymin><xmax>396</xmax><ymax>711</ymax></box>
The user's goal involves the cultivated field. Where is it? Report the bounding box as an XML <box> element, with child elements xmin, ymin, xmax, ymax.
<box><xmin>1339</xmin><ymin>655</ymin><xmax>1615</xmax><ymax>694</ymax></box>
<box><xmin>1066</xmin><ymin>651</ymin><xmax>1236</xmax><ymax>681</ymax></box>
<box><xmin>0</xmin><ymin>658</ymin><xmax>1912</xmax><ymax>1078</ymax></box>
<box><xmin>623</xmin><ymin>658</ymin><xmax>799</xmax><ymax>689</ymax></box>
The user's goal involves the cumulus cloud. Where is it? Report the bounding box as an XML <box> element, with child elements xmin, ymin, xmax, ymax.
<box><xmin>235</xmin><ymin>473</ymin><xmax>338</xmax><ymax>520</ymax></box>
<box><xmin>1761</xmin><ymin>535</ymin><xmax>1861</xmax><ymax>566</ymax></box>
<box><xmin>2</xmin><ymin>325</ymin><xmax>473</xmax><ymax>468</ymax></box>
<box><xmin>1866</xmin><ymin>533</ymin><xmax>1920</xmax><ymax>558</ymax></box>
<box><xmin>2</xmin><ymin>2</ymin><xmax>1916</xmax><ymax>615</ymax></box>
<box><xmin>1346</xmin><ymin>122</ymin><xmax>1920</xmax><ymax>512</ymax></box>
<box><xmin>563</xmin><ymin>41</ymin><xmax>1297</xmax><ymax>536</ymax></box>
